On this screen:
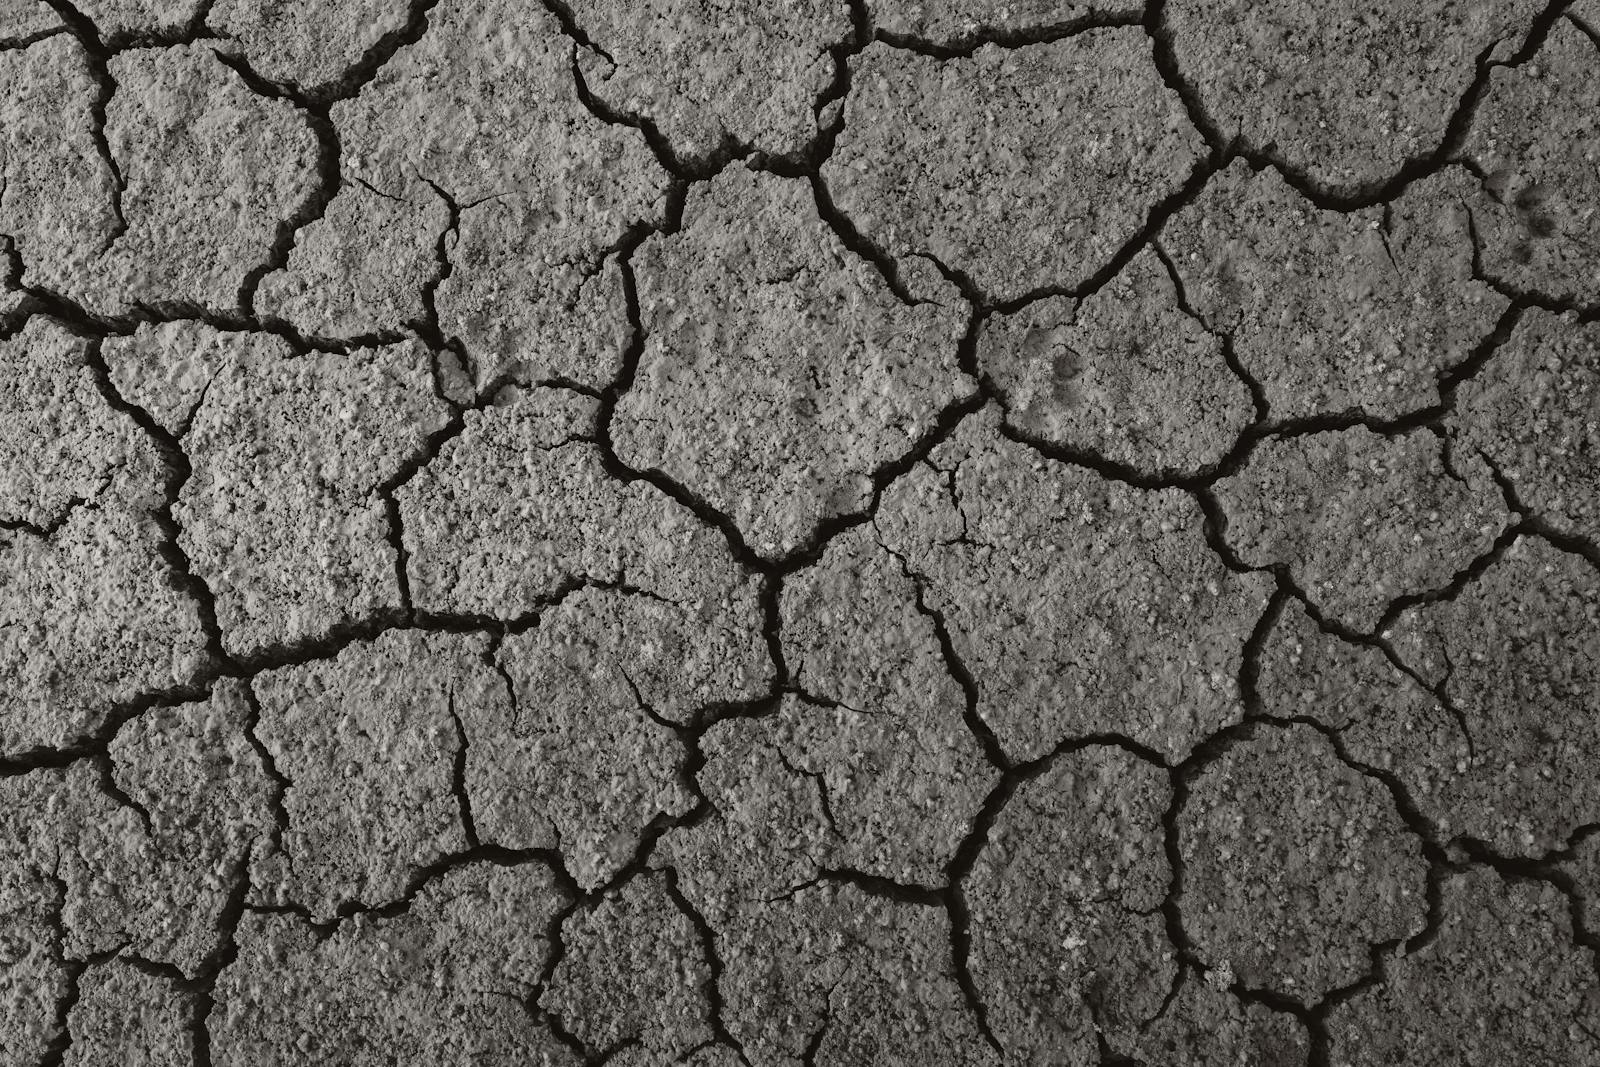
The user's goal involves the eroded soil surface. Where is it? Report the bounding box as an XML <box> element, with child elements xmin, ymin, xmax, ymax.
<box><xmin>3</xmin><ymin>0</ymin><xmax>1599</xmax><ymax>1064</ymax></box>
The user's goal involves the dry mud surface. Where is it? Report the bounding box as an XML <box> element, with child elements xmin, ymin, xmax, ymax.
<box><xmin>2</xmin><ymin>0</ymin><xmax>1600</xmax><ymax>1064</ymax></box>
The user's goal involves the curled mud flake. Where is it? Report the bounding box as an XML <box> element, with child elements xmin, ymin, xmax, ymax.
<box><xmin>1160</xmin><ymin>162</ymin><xmax>1508</xmax><ymax>421</ymax></box>
<box><xmin>967</xmin><ymin>745</ymin><xmax>1173</xmax><ymax>1064</ymax></box>
<box><xmin>1215</xmin><ymin>426</ymin><xmax>1512</xmax><ymax>633</ymax></box>
<box><xmin>1385</xmin><ymin>536</ymin><xmax>1600</xmax><ymax>857</ymax></box>
<box><xmin>1451</xmin><ymin>309</ymin><xmax>1600</xmax><ymax>546</ymax></box>
<box><xmin>212</xmin><ymin>862</ymin><xmax>578</xmax><ymax>1065</ymax></box>
<box><xmin>823</xmin><ymin>30</ymin><xmax>1204</xmax><ymax>302</ymax></box>
<box><xmin>1325</xmin><ymin>867</ymin><xmax>1600</xmax><ymax>1066</ymax></box>
<box><xmin>1165</xmin><ymin>0</ymin><xmax>1544</xmax><ymax>196</ymax></box>
<box><xmin>1179</xmin><ymin>723</ymin><xmax>1430</xmax><ymax>1005</ymax></box>
<box><xmin>1465</xmin><ymin>17</ymin><xmax>1600</xmax><ymax>308</ymax></box>
<box><xmin>613</xmin><ymin>166</ymin><xmax>972</xmax><ymax>561</ymax></box>
<box><xmin>978</xmin><ymin>250</ymin><xmax>1253</xmax><ymax>478</ymax></box>
<box><xmin>568</xmin><ymin>0</ymin><xmax>853</xmax><ymax>162</ymax></box>
<box><xmin>176</xmin><ymin>337</ymin><xmax>450</xmax><ymax>658</ymax></box>
<box><xmin>876</xmin><ymin>405</ymin><xmax>1272</xmax><ymax>764</ymax></box>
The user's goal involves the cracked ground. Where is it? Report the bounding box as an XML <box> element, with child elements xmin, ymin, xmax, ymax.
<box><xmin>1</xmin><ymin>0</ymin><xmax>1599</xmax><ymax>1064</ymax></box>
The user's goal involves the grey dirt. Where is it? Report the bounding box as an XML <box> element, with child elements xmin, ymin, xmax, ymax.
<box><xmin>1</xmin><ymin>0</ymin><xmax>1599</xmax><ymax>1064</ymax></box>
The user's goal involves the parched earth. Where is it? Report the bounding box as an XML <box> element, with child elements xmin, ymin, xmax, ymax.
<box><xmin>2</xmin><ymin>0</ymin><xmax>1599</xmax><ymax>1064</ymax></box>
